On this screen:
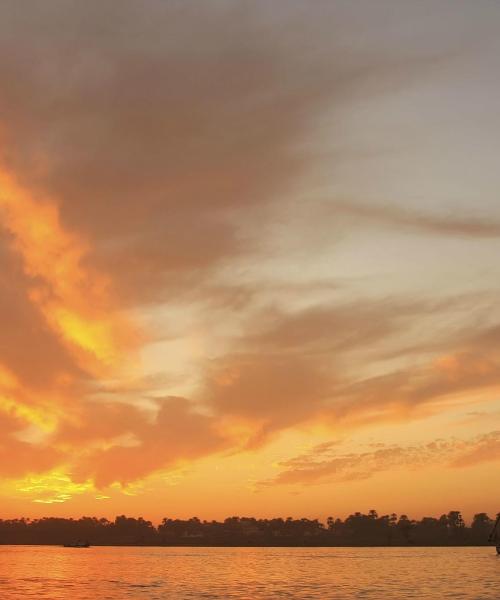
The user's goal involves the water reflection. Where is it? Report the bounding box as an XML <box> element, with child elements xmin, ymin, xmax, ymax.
<box><xmin>0</xmin><ymin>546</ymin><xmax>498</xmax><ymax>599</ymax></box>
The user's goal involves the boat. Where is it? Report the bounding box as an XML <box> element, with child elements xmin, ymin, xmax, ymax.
<box><xmin>63</xmin><ymin>541</ymin><xmax>90</xmax><ymax>548</ymax></box>
<box><xmin>488</xmin><ymin>515</ymin><xmax>500</xmax><ymax>554</ymax></box>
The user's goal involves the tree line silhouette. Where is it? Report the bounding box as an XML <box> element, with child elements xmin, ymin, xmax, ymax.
<box><xmin>0</xmin><ymin>511</ymin><xmax>498</xmax><ymax>546</ymax></box>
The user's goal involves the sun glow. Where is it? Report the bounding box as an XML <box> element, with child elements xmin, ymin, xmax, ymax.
<box><xmin>15</xmin><ymin>471</ymin><xmax>94</xmax><ymax>504</ymax></box>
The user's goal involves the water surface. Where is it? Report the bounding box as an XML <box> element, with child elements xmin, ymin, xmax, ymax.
<box><xmin>0</xmin><ymin>546</ymin><xmax>498</xmax><ymax>599</ymax></box>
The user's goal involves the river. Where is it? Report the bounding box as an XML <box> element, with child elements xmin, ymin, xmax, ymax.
<box><xmin>0</xmin><ymin>545</ymin><xmax>498</xmax><ymax>598</ymax></box>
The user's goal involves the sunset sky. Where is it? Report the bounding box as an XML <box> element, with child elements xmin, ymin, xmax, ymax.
<box><xmin>1</xmin><ymin>0</ymin><xmax>500</xmax><ymax>523</ymax></box>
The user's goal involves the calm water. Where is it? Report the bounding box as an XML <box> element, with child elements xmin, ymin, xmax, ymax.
<box><xmin>0</xmin><ymin>546</ymin><xmax>498</xmax><ymax>599</ymax></box>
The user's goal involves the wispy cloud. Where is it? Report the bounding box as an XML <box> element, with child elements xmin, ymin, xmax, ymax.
<box><xmin>260</xmin><ymin>430</ymin><xmax>500</xmax><ymax>487</ymax></box>
<box><xmin>330</xmin><ymin>200</ymin><xmax>500</xmax><ymax>238</ymax></box>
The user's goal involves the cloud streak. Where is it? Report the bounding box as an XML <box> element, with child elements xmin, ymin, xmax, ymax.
<box><xmin>329</xmin><ymin>200</ymin><xmax>500</xmax><ymax>238</ymax></box>
<box><xmin>261</xmin><ymin>430</ymin><xmax>500</xmax><ymax>487</ymax></box>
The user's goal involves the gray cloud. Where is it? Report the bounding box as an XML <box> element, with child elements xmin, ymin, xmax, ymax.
<box><xmin>329</xmin><ymin>200</ymin><xmax>500</xmax><ymax>238</ymax></box>
<box><xmin>0</xmin><ymin>0</ymin><xmax>471</xmax><ymax>306</ymax></box>
<box><xmin>243</xmin><ymin>299</ymin><xmax>425</xmax><ymax>354</ymax></box>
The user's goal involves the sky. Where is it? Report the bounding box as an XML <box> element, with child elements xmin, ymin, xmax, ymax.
<box><xmin>1</xmin><ymin>0</ymin><xmax>500</xmax><ymax>523</ymax></box>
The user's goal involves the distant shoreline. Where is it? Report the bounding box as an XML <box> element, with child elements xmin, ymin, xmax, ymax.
<box><xmin>1</xmin><ymin>542</ymin><xmax>496</xmax><ymax>548</ymax></box>
<box><xmin>1</xmin><ymin>511</ymin><xmax>497</xmax><ymax>547</ymax></box>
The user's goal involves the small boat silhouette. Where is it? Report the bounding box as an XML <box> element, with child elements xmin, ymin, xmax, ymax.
<box><xmin>488</xmin><ymin>516</ymin><xmax>500</xmax><ymax>554</ymax></box>
<box><xmin>63</xmin><ymin>540</ymin><xmax>90</xmax><ymax>548</ymax></box>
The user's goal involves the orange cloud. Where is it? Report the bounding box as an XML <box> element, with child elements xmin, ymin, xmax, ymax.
<box><xmin>0</xmin><ymin>0</ymin><xmax>499</xmax><ymax>514</ymax></box>
<box><xmin>68</xmin><ymin>397</ymin><xmax>227</xmax><ymax>488</ymax></box>
<box><xmin>261</xmin><ymin>431</ymin><xmax>500</xmax><ymax>487</ymax></box>
<box><xmin>0</xmin><ymin>169</ymin><xmax>135</xmax><ymax>373</ymax></box>
<box><xmin>0</xmin><ymin>167</ymin><xmax>142</xmax><ymax>486</ymax></box>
